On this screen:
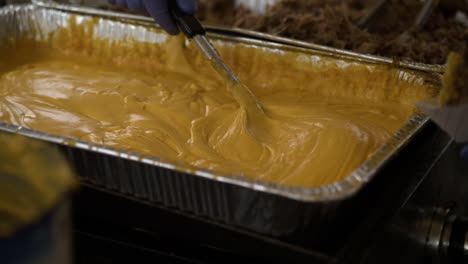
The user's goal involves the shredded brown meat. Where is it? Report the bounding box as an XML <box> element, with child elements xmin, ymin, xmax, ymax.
<box><xmin>197</xmin><ymin>0</ymin><xmax>468</xmax><ymax>65</ymax></box>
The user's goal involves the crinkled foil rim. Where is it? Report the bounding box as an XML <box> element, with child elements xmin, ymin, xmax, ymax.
<box><xmin>32</xmin><ymin>0</ymin><xmax>446</xmax><ymax>74</ymax></box>
<box><xmin>0</xmin><ymin>4</ymin><xmax>434</xmax><ymax>202</ymax></box>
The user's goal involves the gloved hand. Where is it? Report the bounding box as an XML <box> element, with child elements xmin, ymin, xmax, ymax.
<box><xmin>108</xmin><ymin>0</ymin><xmax>198</xmax><ymax>35</ymax></box>
<box><xmin>462</xmin><ymin>145</ymin><xmax>468</xmax><ymax>161</ymax></box>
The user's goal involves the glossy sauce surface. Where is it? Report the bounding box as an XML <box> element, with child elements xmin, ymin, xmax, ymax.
<box><xmin>0</xmin><ymin>21</ymin><xmax>434</xmax><ymax>187</ymax></box>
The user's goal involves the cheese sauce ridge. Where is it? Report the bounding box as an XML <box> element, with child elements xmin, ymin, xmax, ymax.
<box><xmin>0</xmin><ymin>17</ymin><xmax>435</xmax><ymax>187</ymax></box>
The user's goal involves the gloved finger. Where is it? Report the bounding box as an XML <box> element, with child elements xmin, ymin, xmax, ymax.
<box><xmin>461</xmin><ymin>145</ymin><xmax>468</xmax><ymax>161</ymax></box>
<box><xmin>127</xmin><ymin>0</ymin><xmax>145</xmax><ymax>12</ymax></box>
<box><xmin>142</xmin><ymin>0</ymin><xmax>180</xmax><ymax>35</ymax></box>
<box><xmin>176</xmin><ymin>0</ymin><xmax>198</xmax><ymax>14</ymax></box>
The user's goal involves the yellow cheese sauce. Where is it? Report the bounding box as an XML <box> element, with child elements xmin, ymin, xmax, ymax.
<box><xmin>0</xmin><ymin>19</ymin><xmax>435</xmax><ymax>187</ymax></box>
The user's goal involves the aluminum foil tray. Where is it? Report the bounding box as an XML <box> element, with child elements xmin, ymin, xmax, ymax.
<box><xmin>0</xmin><ymin>4</ymin><xmax>437</xmax><ymax>240</ymax></box>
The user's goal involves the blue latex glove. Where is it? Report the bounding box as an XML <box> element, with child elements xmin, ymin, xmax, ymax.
<box><xmin>462</xmin><ymin>145</ymin><xmax>468</xmax><ymax>161</ymax></box>
<box><xmin>108</xmin><ymin>0</ymin><xmax>198</xmax><ymax>35</ymax></box>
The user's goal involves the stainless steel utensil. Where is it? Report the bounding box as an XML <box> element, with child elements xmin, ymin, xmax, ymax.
<box><xmin>170</xmin><ymin>2</ymin><xmax>263</xmax><ymax>113</ymax></box>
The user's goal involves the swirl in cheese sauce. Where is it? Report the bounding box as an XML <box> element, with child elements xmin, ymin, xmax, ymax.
<box><xmin>0</xmin><ymin>18</ymin><xmax>435</xmax><ymax>187</ymax></box>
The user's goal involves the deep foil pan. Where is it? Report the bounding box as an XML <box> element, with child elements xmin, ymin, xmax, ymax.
<box><xmin>0</xmin><ymin>4</ymin><xmax>435</xmax><ymax>239</ymax></box>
